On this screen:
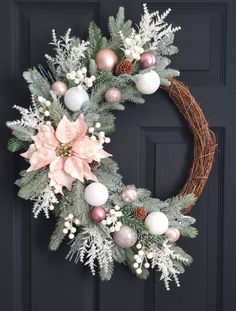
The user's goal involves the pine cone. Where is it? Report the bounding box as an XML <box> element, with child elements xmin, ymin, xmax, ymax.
<box><xmin>116</xmin><ymin>59</ymin><xmax>133</xmax><ymax>75</ymax></box>
<box><xmin>89</xmin><ymin>161</ymin><xmax>100</xmax><ymax>169</ymax></box>
<box><xmin>133</xmin><ymin>207</ymin><xmax>147</xmax><ymax>221</ymax></box>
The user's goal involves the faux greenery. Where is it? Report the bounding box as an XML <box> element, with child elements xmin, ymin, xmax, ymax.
<box><xmin>6</xmin><ymin>4</ymin><xmax>198</xmax><ymax>290</ymax></box>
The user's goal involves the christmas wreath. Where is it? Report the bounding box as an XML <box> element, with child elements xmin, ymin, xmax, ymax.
<box><xmin>6</xmin><ymin>4</ymin><xmax>216</xmax><ymax>290</ymax></box>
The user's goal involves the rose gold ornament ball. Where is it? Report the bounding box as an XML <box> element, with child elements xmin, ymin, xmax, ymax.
<box><xmin>104</xmin><ymin>87</ymin><xmax>122</xmax><ymax>104</ymax></box>
<box><xmin>90</xmin><ymin>206</ymin><xmax>106</xmax><ymax>222</ymax></box>
<box><xmin>95</xmin><ymin>48</ymin><xmax>118</xmax><ymax>71</ymax></box>
<box><xmin>140</xmin><ymin>51</ymin><xmax>156</xmax><ymax>69</ymax></box>
<box><xmin>122</xmin><ymin>186</ymin><xmax>138</xmax><ymax>203</ymax></box>
<box><xmin>165</xmin><ymin>227</ymin><xmax>180</xmax><ymax>243</ymax></box>
<box><xmin>113</xmin><ymin>225</ymin><xmax>138</xmax><ymax>248</ymax></box>
<box><xmin>52</xmin><ymin>81</ymin><xmax>68</xmax><ymax>96</ymax></box>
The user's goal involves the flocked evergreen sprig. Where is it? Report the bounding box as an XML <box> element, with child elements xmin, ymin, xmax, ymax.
<box><xmin>6</xmin><ymin>4</ymin><xmax>198</xmax><ymax>290</ymax></box>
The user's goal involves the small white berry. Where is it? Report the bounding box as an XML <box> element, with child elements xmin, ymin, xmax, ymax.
<box><xmin>74</xmin><ymin>218</ymin><xmax>80</xmax><ymax>225</ymax></box>
<box><xmin>38</xmin><ymin>96</ymin><xmax>44</xmax><ymax>102</ymax></box>
<box><xmin>114</xmin><ymin>205</ymin><xmax>120</xmax><ymax>210</ymax></box>
<box><xmin>77</xmin><ymin>85</ymin><xmax>83</xmax><ymax>91</ymax></box>
<box><xmin>101</xmin><ymin>219</ymin><xmax>107</xmax><ymax>225</ymax></box>
<box><xmin>90</xmin><ymin>135</ymin><xmax>96</xmax><ymax>141</ymax></box>
<box><xmin>44</xmin><ymin>110</ymin><xmax>50</xmax><ymax>117</ymax></box>
<box><xmin>109</xmin><ymin>227</ymin><xmax>115</xmax><ymax>233</ymax></box>
<box><xmin>136</xmin><ymin>243</ymin><xmax>142</xmax><ymax>249</ymax></box>
<box><xmin>110</xmin><ymin>209</ymin><xmax>115</xmax><ymax>215</ymax></box>
<box><xmin>74</xmin><ymin>78</ymin><xmax>80</xmax><ymax>84</ymax></box>
<box><xmin>136</xmin><ymin>257</ymin><xmax>142</xmax><ymax>264</ymax></box>
<box><xmin>90</xmin><ymin>75</ymin><xmax>96</xmax><ymax>82</ymax></box>
<box><xmin>117</xmin><ymin>221</ymin><xmax>122</xmax><ymax>227</ymax></box>
<box><xmin>134</xmin><ymin>254</ymin><xmax>139</xmax><ymax>260</ymax></box>
<box><xmin>146</xmin><ymin>252</ymin><xmax>153</xmax><ymax>259</ymax></box>
<box><xmin>104</xmin><ymin>137</ymin><xmax>111</xmax><ymax>143</ymax></box>
<box><xmin>38</xmin><ymin>107</ymin><xmax>44</xmax><ymax>113</ymax></box>
<box><xmin>138</xmin><ymin>250</ymin><xmax>145</xmax><ymax>257</ymax></box>
<box><xmin>99</xmin><ymin>131</ymin><xmax>105</xmax><ymax>139</ymax></box>
<box><xmin>136</xmin><ymin>268</ymin><xmax>142</xmax><ymax>275</ymax></box>
<box><xmin>68</xmin><ymin>213</ymin><xmax>74</xmax><ymax>220</ymax></box>
<box><xmin>144</xmin><ymin>262</ymin><xmax>150</xmax><ymax>269</ymax></box>
<box><xmin>88</xmin><ymin>127</ymin><xmax>94</xmax><ymax>133</ymax></box>
<box><xmin>63</xmin><ymin>228</ymin><xmax>68</xmax><ymax>234</ymax></box>
<box><xmin>82</xmin><ymin>67</ymin><xmax>87</xmax><ymax>73</ymax></box>
<box><xmin>49</xmin><ymin>205</ymin><xmax>54</xmax><ymax>211</ymax></box>
<box><xmin>115</xmin><ymin>225</ymin><xmax>121</xmax><ymax>231</ymax></box>
<box><xmin>71</xmin><ymin>227</ymin><xmax>77</xmax><ymax>233</ymax></box>
<box><xmin>68</xmin><ymin>233</ymin><xmax>75</xmax><ymax>239</ymax></box>
<box><xmin>45</xmin><ymin>100</ymin><xmax>51</xmax><ymax>107</ymax></box>
<box><xmin>46</xmin><ymin>121</ymin><xmax>51</xmax><ymax>126</ymax></box>
<box><xmin>95</xmin><ymin>122</ymin><xmax>101</xmax><ymax>129</ymax></box>
<box><xmin>66</xmin><ymin>73</ymin><xmax>72</xmax><ymax>80</ymax></box>
<box><xmin>133</xmin><ymin>262</ymin><xmax>139</xmax><ymax>269</ymax></box>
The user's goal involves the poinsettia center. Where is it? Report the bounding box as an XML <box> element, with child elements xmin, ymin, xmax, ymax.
<box><xmin>56</xmin><ymin>143</ymin><xmax>73</xmax><ymax>158</ymax></box>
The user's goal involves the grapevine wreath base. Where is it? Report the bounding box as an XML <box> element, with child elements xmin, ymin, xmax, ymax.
<box><xmin>6</xmin><ymin>5</ymin><xmax>216</xmax><ymax>290</ymax></box>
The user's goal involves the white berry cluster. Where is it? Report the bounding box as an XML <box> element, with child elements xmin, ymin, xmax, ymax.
<box><xmin>89</xmin><ymin>125</ymin><xmax>111</xmax><ymax>144</ymax></box>
<box><xmin>66</xmin><ymin>67</ymin><xmax>96</xmax><ymax>89</ymax></box>
<box><xmin>37</xmin><ymin>96</ymin><xmax>51</xmax><ymax>124</ymax></box>
<box><xmin>121</xmin><ymin>35</ymin><xmax>144</xmax><ymax>61</ymax></box>
<box><xmin>133</xmin><ymin>243</ymin><xmax>153</xmax><ymax>275</ymax></box>
<box><xmin>63</xmin><ymin>213</ymin><xmax>80</xmax><ymax>240</ymax></box>
<box><xmin>101</xmin><ymin>205</ymin><xmax>123</xmax><ymax>232</ymax></box>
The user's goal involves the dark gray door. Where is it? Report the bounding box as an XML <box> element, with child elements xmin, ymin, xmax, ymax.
<box><xmin>0</xmin><ymin>0</ymin><xmax>235</xmax><ymax>310</ymax></box>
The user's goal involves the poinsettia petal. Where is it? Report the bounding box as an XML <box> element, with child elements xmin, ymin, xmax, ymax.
<box><xmin>64</xmin><ymin>156</ymin><xmax>84</xmax><ymax>182</ymax></box>
<box><xmin>92</xmin><ymin>149</ymin><xmax>112</xmax><ymax>162</ymax></box>
<box><xmin>56</xmin><ymin>115</ymin><xmax>77</xmax><ymax>144</ymax></box>
<box><xmin>49</xmin><ymin>157</ymin><xmax>74</xmax><ymax>190</ymax></box>
<box><xmin>36</xmin><ymin>124</ymin><xmax>58</xmax><ymax>149</ymax></box>
<box><xmin>27</xmin><ymin>148</ymin><xmax>57</xmax><ymax>171</ymax></box>
<box><xmin>21</xmin><ymin>144</ymin><xmax>37</xmax><ymax>159</ymax></box>
<box><xmin>74</xmin><ymin>114</ymin><xmax>88</xmax><ymax>140</ymax></box>
<box><xmin>82</xmin><ymin>160</ymin><xmax>97</xmax><ymax>181</ymax></box>
<box><xmin>73</xmin><ymin>137</ymin><xmax>101</xmax><ymax>158</ymax></box>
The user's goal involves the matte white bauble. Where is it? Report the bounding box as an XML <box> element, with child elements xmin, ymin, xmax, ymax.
<box><xmin>144</xmin><ymin>211</ymin><xmax>169</xmax><ymax>235</ymax></box>
<box><xmin>135</xmin><ymin>70</ymin><xmax>160</xmax><ymax>95</ymax></box>
<box><xmin>64</xmin><ymin>87</ymin><xmax>89</xmax><ymax>112</ymax></box>
<box><xmin>84</xmin><ymin>182</ymin><xmax>109</xmax><ymax>206</ymax></box>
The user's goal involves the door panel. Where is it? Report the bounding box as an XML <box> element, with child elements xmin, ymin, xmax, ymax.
<box><xmin>0</xmin><ymin>0</ymin><xmax>235</xmax><ymax>310</ymax></box>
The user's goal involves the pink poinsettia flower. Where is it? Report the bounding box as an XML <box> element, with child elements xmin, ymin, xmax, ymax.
<box><xmin>21</xmin><ymin>115</ymin><xmax>111</xmax><ymax>193</ymax></box>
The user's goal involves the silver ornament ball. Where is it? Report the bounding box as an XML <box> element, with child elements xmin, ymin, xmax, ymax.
<box><xmin>113</xmin><ymin>225</ymin><xmax>138</xmax><ymax>248</ymax></box>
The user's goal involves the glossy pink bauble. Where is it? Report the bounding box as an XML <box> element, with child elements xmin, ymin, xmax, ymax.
<box><xmin>165</xmin><ymin>227</ymin><xmax>180</xmax><ymax>243</ymax></box>
<box><xmin>51</xmin><ymin>81</ymin><xmax>68</xmax><ymax>96</ymax></box>
<box><xmin>95</xmin><ymin>48</ymin><xmax>118</xmax><ymax>71</ymax></box>
<box><xmin>113</xmin><ymin>225</ymin><xmax>138</xmax><ymax>248</ymax></box>
<box><xmin>121</xmin><ymin>186</ymin><xmax>137</xmax><ymax>203</ymax></box>
<box><xmin>104</xmin><ymin>87</ymin><xmax>122</xmax><ymax>104</ymax></box>
<box><xmin>140</xmin><ymin>51</ymin><xmax>156</xmax><ymax>69</ymax></box>
<box><xmin>90</xmin><ymin>206</ymin><xmax>106</xmax><ymax>222</ymax></box>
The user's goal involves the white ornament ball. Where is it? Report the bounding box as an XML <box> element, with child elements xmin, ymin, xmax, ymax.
<box><xmin>84</xmin><ymin>182</ymin><xmax>109</xmax><ymax>206</ymax></box>
<box><xmin>135</xmin><ymin>70</ymin><xmax>160</xmax><ymax>95</ymax></box>
<box><xmin>64</xmin><ymin>87</ymin><xmax>89</xmax><ymax>112</ymax></box>
<box><xmin>144</xmin><ymin>211</ymin><xmax>169</xmax><ymax>235</ymax></box>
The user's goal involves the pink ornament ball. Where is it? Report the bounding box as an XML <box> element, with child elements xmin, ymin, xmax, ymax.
<box><xmin>122</xmin><ymin>186</ymin><xmax>137</xmax><ymax>203</ymax></box>
<box><xmin>95</xmin><ymin>48</ymin><xmax>118</xmax><ymax>71</ymax></box>
<box><xmin>140</xmin><ymin>51</ymin><xmax>156</xmax><ymax>69</ymax></box>
<box><xmin>113</xmin><ymin>225</ymin><xmax>138</xmax><ymax>248</ymax></box>
<box><xmin>52</xmin><ymin>81</ymin><xmax>68</xmax><ymax>96</ymax></box>
<box><xmin>104</xmin><ymin>87</ymin><xmax>122</xmax><ymax>104</ymax></box>
<box><xmin>165</xmin><ymin>227</ymin><xmax>180</xmax><ymax>243</ymax></box>
<box><xmin>90</xmin><ymin>206</ymin><xmax>106</xmax><ymax>222</ymax></box>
